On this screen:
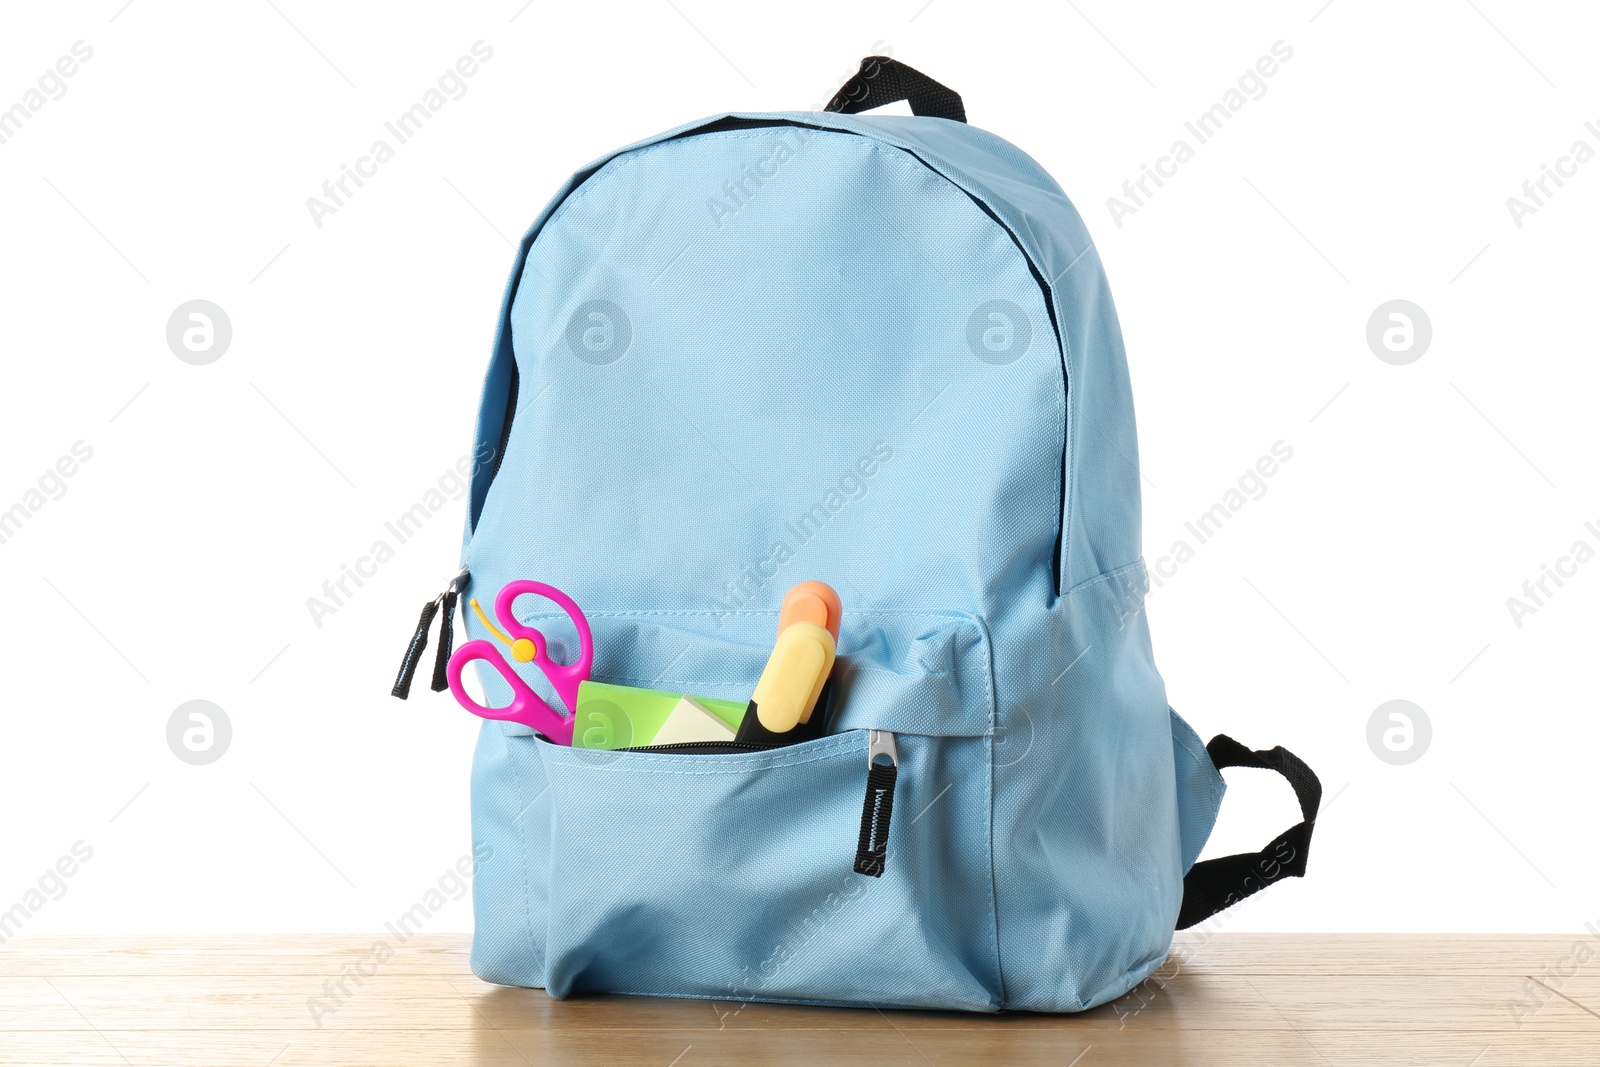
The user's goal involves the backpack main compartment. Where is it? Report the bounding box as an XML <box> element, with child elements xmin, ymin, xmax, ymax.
<box><xmin>459</xmin><ymin>110</ymin><xmax>1224</xmax><ymax>1011</ymax></box>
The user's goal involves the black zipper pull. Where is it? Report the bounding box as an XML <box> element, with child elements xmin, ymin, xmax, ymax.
<box><xmin>854</xmin><ymin>730</ymin><xmax>898</xmax><ymax>877</ymax></box>
<box><xmin>392</xmin><ymin>567</ymin><xmax>469</xmax><ymax>699</ymax></box>
<box><xmin>429</xmin><ymin>583</ymin><xmax>462</xmax><ymax>693</ymax></box>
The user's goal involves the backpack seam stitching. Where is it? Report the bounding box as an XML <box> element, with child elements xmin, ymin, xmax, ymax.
<box><xmin>1062</xmin><ymin>557</ymin><xmax>1146</xmax><ymax>599</ymax></box>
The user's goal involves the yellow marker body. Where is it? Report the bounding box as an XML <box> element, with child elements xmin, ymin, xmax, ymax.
<box><xmin>750</xmin><ymin>621</ymin><xmax>836</xmax><ymax>732</ymax></box>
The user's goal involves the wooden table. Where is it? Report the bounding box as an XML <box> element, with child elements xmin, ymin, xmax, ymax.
<box><xmin>5</xmin><ymin>934</ymin><xmax>1596</xmax><ymax>1065</ymax></box>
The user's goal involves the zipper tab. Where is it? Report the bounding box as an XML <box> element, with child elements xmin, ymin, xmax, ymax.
<box><xmin>429</xmin><ymin>574</ymin><xmax>468</xmax><ymax>693</ymax></box>
<box><xmin>392</xmin><ymin>567</ymin><xmax>470</xmax><ymax>699</ymax></box>
<box><xmin>854</xmin><ymin>730</ymin><xmax>898</xmax><ymax>877</ymax></box>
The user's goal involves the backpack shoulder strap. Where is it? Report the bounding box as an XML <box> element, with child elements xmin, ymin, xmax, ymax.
<box><xmin>1177</xmin><ymin>735</ymin><xmax>1321</xmax><ymax>930</ymax></box>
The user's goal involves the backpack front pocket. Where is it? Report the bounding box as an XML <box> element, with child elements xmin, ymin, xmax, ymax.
<box><xmin>469</xmin><ymin>610</ymin><xmax>1004</xmax><ymax>1010</ymax></box>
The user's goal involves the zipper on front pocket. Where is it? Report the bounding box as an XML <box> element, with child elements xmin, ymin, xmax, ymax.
<box><xmin>622</xmin><ymin>740</ymin><xmax>771</xmax><ymax>754</ymax></box>
<box><xmin>391</xmin><ymin>566</ymin><xmax>470</xmax><ymax>699</ymax></box>
<box><xmin>855</xmin><ymin>730</ymin><xmax>898</xmax><ymax>877</ymax></box>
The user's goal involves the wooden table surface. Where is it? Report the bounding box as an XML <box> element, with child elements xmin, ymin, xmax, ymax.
<box><xmin>5</xmin><ymin>934</ymin><xmax>1596</xmax><ymax>1065</ymax></box>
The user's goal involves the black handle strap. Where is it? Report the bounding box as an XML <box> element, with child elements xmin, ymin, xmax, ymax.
<box><xmin>1176</xmin><ymin>735</ymin><xmax>1321</xmax><ymax>930</ymax></box>
<box><xmin>824</xmin><ymin>57</ymin><xmax>966</xmax><ymax>123</ymax></box>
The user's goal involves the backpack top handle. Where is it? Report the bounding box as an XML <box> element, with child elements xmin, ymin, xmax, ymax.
<box><xmin>824</xmin><ymin>57</ymin><xmax>967</xmax><ymax>123</ymax></box>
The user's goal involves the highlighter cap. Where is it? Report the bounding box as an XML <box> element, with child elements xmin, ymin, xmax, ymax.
<box><xmin>750</xmin><ymin>621</ymin><xmax>836</xmax><ymax>732</ymax></box>
<box><xmin>779</xmin><ymin>581</ymin><xmax>842</xmax><ymax>639</ymax></box>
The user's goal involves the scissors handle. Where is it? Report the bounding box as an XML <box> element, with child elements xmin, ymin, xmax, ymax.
<box><xmin>494</xmin><ymin>580</ymin><xmax>594</xmax><ymax>714</ymax></box>
<box><xmin>446</xmin><ymin>639</ymin><xmax>576</xmax><ymax>746</ymax></box>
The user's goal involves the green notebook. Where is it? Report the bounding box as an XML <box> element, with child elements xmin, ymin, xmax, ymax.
<box><xmin>572</xmin><ymin>681</ymin><xmax>748</xmax><ymax>750</ymax></box>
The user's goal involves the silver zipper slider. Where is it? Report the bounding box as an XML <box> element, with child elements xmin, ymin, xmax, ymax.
<box><xmin>868</xmin><ymin>729</ymin><xmax>898</xmax><ymax>768</ymax></box>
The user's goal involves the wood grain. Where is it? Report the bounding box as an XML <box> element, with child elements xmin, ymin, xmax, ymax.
<box><xmin>2</xmin><ymin>934</ymin><xmax>1596</xmax><ymax>1065</ymax></box>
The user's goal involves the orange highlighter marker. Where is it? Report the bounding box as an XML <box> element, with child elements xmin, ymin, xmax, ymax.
<box><xmin>735</xmin><ymin>581</ymin><xmax>841</xmax><ymax>745</ymax></box>
<box><xmin>779</xmin><ymin>580</ymin><xmax>841</xmax><ymax>645</ymax></box>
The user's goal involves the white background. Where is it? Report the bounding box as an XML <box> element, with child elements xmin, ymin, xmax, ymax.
<box><xmin>1</xmin><ymin>0</ymin><xmax>1595</xmax><ymax>938</ymax></box>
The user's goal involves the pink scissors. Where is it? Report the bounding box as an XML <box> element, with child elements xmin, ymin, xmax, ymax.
<box><xmin>445</xmin><ymin>580</ymin><xmax>593</xmax><ymax>746</ymax></box>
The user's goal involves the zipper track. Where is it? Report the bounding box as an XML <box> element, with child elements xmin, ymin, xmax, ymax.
<box><xmin>480</xmin><ymin>118</ymin><xmax>1070</xmax><ymax>591</ymax></box>
<box><xmin>486</xmin><ymin>359</ymin><xmax>517</xmax><ymax>490</ymax></box>
<box><xmin>620</xmin><ymin>740</ymin><xmax>771</xmax><ymax>754</ymax></box>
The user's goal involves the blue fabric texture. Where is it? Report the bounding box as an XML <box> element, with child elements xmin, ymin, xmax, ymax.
<box><xmin>460</xmin><ymin>110</ymin><xmax>1224</xmax><ymax>1011</ymax></box>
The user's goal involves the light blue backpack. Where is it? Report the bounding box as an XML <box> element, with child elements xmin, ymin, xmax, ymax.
<box><xmin>397</xmin><ymin>58</ymin><xmax>1320</xmax><ymax>1012</ymax></box>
